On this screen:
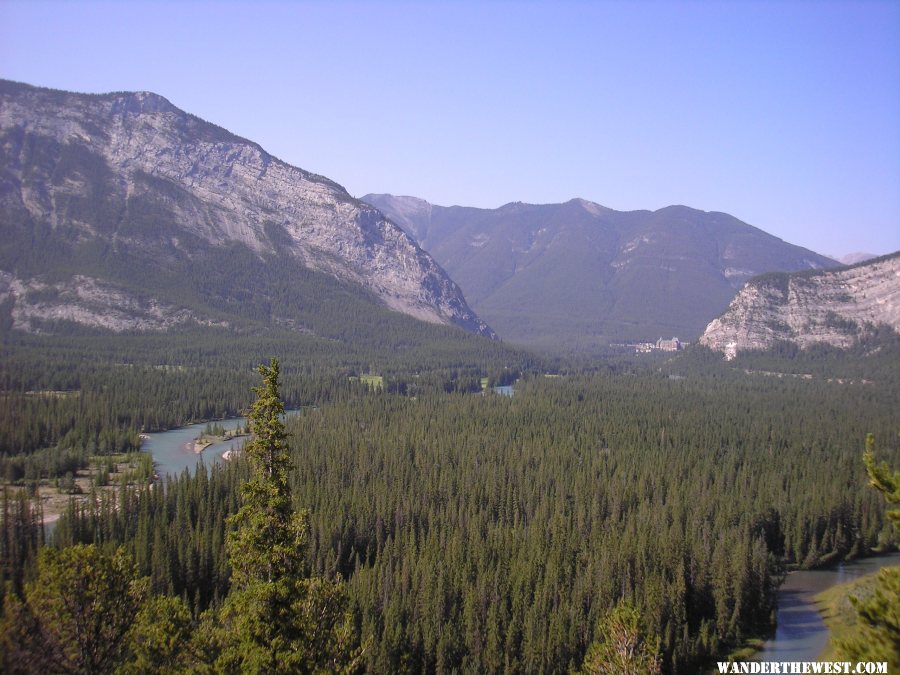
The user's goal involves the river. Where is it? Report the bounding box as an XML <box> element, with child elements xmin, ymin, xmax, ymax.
<box><xmin>44</xmin><ymin>413</ymin><xmax>294</xmax><ymax>539</ymax></box>
<box><xmin>754</xmin><ymin>552</ymin><xmax>900</xmax><ymax>663</ymax></box>
<box><xmin>142</xmin><ymin>410</ymin><xmax>302</xmax><ymax>478</ymax></box>
<box><xmin>141</xmin><ymin>417</ymin><xmax>248</xmax><ymax>478</ymax></box>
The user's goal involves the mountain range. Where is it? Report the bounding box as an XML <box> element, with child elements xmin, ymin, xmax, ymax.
<box><xmin>835</xmin><ymin>252</ymin><xmax>878</xmax><ymax>265</ymax></box>
<box><xmin>3</xmin><ymin>79</ymin><xmax>876</xmax><ymax>359</ymax></box>
<box><xmin>364</xmin><ymin>194</ymin><xmax>838</xmax><ymax>350</ymax></box>
<box><xmin>0</xmin><ymin>80</ymin><xmax>493</xmax><ymax>344</ymax></box>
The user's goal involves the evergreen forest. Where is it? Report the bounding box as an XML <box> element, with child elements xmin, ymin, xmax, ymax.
<box><xmin>0</xmin><ymin>327</ymin><xmax>898</xmax><ymax>673</ymax></box>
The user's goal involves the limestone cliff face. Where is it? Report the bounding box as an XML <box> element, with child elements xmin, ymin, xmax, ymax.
<box><xmin>0</xmin><ymin>271</ymin><xmax>230</xmax><ymax>333</ymax></box>
<box><xmin>0</xmin><ymin>80</ymin><xmax>492</xmax><ymax>337</ymax></box>
<box><xmin>700</xmin><ymin>253</ymin><xmax>900</xmax><ymax>358</ymax></box>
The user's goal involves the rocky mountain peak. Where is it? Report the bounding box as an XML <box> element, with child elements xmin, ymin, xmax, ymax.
<box><xmin>0</xmin><ymin>80</ymin><xmax>494</xmax><ymax>338</ymax></box>
<box><xmin>111</xmin><ymin>90</ymin><xmax>178</xmax><ymax>115</ymax></box>
<box><xmin>361</xmin><ymin>194</ymin><xmax>433</xmax><ymax>241</ymax></box>
<box><xmin>572</xmin><ymin>198</ymin><xmax>607</xmax><ymax>216</ymax></box>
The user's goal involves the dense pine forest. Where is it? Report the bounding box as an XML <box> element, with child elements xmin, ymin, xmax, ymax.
<box><xmin>1</xmin><ymin>327</ymin><xmax>898</xmax><ymax>672</ymax></box>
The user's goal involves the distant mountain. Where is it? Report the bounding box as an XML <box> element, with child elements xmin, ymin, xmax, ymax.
<box><xmin>0</xmin><ymin>80</ymin><xmax>493</xmax><ymax>340</ymax></box>
<box><xmin>836</xmin><ymin>252</ymin><xmax>878</xmax><ymax>265</ymax></box>
<box><xmin>364</xmin><ymin>194</ymin><xmax>837</xmax><ymax>349</ymax></box>
<box><xmin>700</xmin><ymin>252</ymin><xmax>900</xmax><ymax>359</ymax></box>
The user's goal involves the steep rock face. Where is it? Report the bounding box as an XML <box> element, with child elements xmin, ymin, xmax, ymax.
<box><xmin>700</xmin><ymin>253</ymin><xmax>900</xmax><ymax>358</ymax></box>
<box><xmin>0</xmin><ymin>80</ymin><xmax>492</xmax><ymax>337</ymax></box>
<box><xmin>364</xmin><ymin>193</ymin><xmax>836</xmax><ymax>349</ymax></box>
<box><xmin>0</xmin><ymin>271</ymin><xmax>227</xmax><ymax>333</ymax></box>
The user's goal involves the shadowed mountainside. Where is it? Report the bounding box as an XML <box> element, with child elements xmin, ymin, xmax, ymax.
<box><xmin>365</xmin><ymin>193</ymin><xmax>837</xmax><ymax>350</ymax></box>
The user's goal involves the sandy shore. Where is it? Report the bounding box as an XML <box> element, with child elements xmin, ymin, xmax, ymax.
<box><xmin>192</xmin><ymin>439</ymin><xmax>214</xmax><ymax>454</ymax></box>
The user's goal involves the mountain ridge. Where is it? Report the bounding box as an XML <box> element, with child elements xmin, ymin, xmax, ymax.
<box><xmin>364</xmin><ymin>192</ymin><xmax>837</xmax><ymax>349</ymax></box>
<box><xmin>0</xmin><ymin>80</ymin><xmax>494</xmax><ymax>339</ymax></box>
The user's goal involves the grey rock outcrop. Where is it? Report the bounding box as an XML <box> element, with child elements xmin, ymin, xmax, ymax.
<box><xmin>0</xmin><ymin>271</ymin><xmax>228</xmax><ymax>333</ymax></box>
<box><xmin>700</xmin><ymin>253</ymin><xmax>900</xmax><ymax>358</ymax></box>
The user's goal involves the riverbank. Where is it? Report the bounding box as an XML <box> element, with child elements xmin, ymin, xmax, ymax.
<box><xmin>812</xmin><ymin>565</ymin><xmax>893</xmax><ymax>660</ymax></box>
<box><xmin>750</xmin><ymin>553</ymin><xmax>900</xmax><ymax>664</ymax></box>
<box><xmin>195</xmin><ymin>432</ymin><xmax>249</xmax><ymax>461</ymax></box>
<box><xmin>191</xmin><ymin>439</ymin><xmax>213</xmax><ymax>453</ymax></box>
<box><xmin>9</xmin><ymin>420</ymin><xmax>249</xmax><ymax>527</ymax></box>
<box><xmin>0</xmin><ymin>452</ymin><xmax>154</xmax><ymax>526</ymax></box>
<box><xmin>190</xmin><ymin>428</ymin><xmax>249</xmax><ymax>454</ymax></box>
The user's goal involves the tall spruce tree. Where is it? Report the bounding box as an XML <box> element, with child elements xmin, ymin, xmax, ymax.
<box><xmin>202</xmin><ymin>358</ymin><xmax>360</xmax><ymax>673</ymax></box>
<box><xmin>227</xmin><ymin>357</ymin><xmax>302</xmax><ymax>586</ymax></box>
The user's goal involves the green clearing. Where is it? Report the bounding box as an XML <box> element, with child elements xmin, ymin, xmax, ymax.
<box><xmin>350</xmin><ymin>374</ymin><xmax>384</xmax><ymax>388</ymax></box>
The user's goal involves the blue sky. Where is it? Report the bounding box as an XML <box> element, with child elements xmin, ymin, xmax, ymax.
<box><xmin>2</xmin><ymin>0</ymin><xmax>898</xmax><ymax>257</ymax></box>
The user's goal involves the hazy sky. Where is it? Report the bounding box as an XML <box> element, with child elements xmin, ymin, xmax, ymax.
<box><xmin>2</xmin><ymin>0</ymin><xmax>898</xmax><ymax>257</ymax></box>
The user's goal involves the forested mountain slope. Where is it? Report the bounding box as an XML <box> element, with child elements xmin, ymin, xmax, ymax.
<box><xmin>364</xmin><ymin>193</ymin><xmax>837</xmax><ymax>350</ymax></box>
<box><xmin>0</xmin><ymin>80</ymin><xmax>492</xmax><ymax>338</ymax></box>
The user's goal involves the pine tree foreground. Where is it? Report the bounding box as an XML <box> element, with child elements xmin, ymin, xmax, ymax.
<box><xmin>579</xmin><ymin>601</ymin><xmax>663</xmax><ymax>675</ymax></box>
<box><xmin>199</xmin><ymin>358</ymin><xmax>362</xmax><ymax>673</ymax></box>
<box><xmin>833</xmin><ymin>435</ymin><xmax>900</xmax><ymax>670</ymax></box>
<box><xmin>1</xmin><ymin>544</ymin><xmax>147</xmax><ymax>673</ymax></box>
